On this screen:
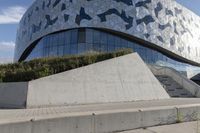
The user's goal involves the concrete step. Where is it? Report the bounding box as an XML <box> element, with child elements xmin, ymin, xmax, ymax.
<box><xmin>148</xmin><ymin>65</ymin><xmax>200</xmax><ymax>98</ymax></box>
<box><xmin>155</xmin><ymin>75</ymin><xmax>195</xmax><ymax>98</ymax></box>
<box><xmin>1</xmin><ymin>99</ymin><xmax>200</xmax><ymax>133</ymax></box>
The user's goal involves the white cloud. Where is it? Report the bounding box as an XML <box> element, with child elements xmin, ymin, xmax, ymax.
<box><xmin>0</xmin><ymin>6</ymin><xmax>26</xmax><ymax>24</ymax></box>
<box><xmin>0</xmin><ymin>58</ymin><xmax>13</xmax><ymax>64</ymax></box>
<box><xmin>0</xmin><ymin>41</ymin><xmax>15</xmax><ymax>47</ymax></box>
<box><xmin>0</xmin><ymin>41</ymin><xmax>15</xmax><ymax>64</ymax></box>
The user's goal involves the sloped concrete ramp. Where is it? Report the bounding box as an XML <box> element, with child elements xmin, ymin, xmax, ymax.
<box><xmin>27</xmin><ymin>53</ymin><xmax>169</xmax><ymax>108</ymax></box>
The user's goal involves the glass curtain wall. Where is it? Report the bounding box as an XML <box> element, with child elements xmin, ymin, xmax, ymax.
<box><xmin>25</xmin><ymin>28</ymin><xmax>200</xmax><ymax>75</ymax></box>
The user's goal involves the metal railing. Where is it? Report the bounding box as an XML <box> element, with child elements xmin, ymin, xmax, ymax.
<box><xmin>148</xmin><ymin>64</ymin><xmax>200</xmax><ymax>97</ymax></box>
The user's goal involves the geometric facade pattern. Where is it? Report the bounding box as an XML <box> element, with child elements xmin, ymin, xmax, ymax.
<box><xmin>15</xmin><ymin>0</ymin><xmax>200</xmax><ymax>65</ymax></box>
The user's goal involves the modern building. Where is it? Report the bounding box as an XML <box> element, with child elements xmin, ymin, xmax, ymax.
<box><xmin>4</xmin><ymin>1</ymin><xmax>200</xmax><ymax>131</ymax></box>
<box><xmin>14</xmin><ymin>0</ymin><xmax>200</xmax><ymax>77</ymax></box>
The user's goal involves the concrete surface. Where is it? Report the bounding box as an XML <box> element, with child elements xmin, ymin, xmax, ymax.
<box><xmin>0</xmin><ymin>53</ymin><xmax>169</xmax><ymax>109</ymax></box>
<box><xmin>156</xmin><ymin>75</ymin><xmax>194</xmax><ymax>97</ymax></box>
<box><xmin>149</xmin><ymin>65</ymin><xmax>200</xmax><ymax>97</ymax></box>
<box><xmin>0</xmin><ymin>82</ymin><xmax>28</xmax><ymax>108</ymax></box>
<box><xmin>119</xmin><ymin>121</ymin><xmax>200</xmax><ymax>133</ymax></box>
<box><xmin>27</xmin><ymin>53</ymin><xmax>169</xmax><ymax>108</ymax></box>
<box><xmin>0</xmin><ymin>99</ymin><xmax>199</xmax><ymax>133</ymax></box>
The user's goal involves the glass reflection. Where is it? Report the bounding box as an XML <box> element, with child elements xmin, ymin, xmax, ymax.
<box><xmin>26</xmin><ymin>28</ymin><xmax>200</xmax><ymax>76</ymax></box>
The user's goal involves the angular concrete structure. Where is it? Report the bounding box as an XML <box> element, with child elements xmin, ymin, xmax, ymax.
<box><xmin>0</xmin><ymin>53</ymin><xmax>169</xmax><ymax>108</ymax></box>
<box><xmin>27</xmin><ymin>53</ymin><xmax>169</xmax><ymax>108</ymax></box>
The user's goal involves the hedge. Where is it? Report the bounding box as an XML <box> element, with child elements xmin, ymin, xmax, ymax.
<box><xmin>0</xmin><ymin>49</ymin><xmax>133</xmax><ymax>82</ymax></box>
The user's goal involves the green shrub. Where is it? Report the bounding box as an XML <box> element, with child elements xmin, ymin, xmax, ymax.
<box><xmin>0</xmin><ymin>48</ymin><xmax>133</xmax><ymax>82</ymax></box>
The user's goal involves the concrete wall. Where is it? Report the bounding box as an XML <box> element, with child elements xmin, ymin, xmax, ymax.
<box><xmin>0</xmin><ymin>104</ymin><xmax>200</xmax><ymax>133</ymax></box>
<box><xmin>0</xmin><ymin>53</ymin><xmax>169</xmax><ymax>109</ymax></box>
<box><xmin>0</xmin><ymin>82</ymin><xmax>28</xmax><ymax>108</ymax></box>
<box><xmin>148</xmin><ymin>65</ymin><xmax>200</xmax><ymax>97</ymax></box>
<box><xmin>26</xmin><ymin>53</ymin><xmax>169</xmax><ymax>108</ymax></box>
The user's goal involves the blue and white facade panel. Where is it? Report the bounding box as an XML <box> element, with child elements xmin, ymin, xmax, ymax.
<box><xmin>15</xmin><ymin>0</ymin><xmax>200</xmax><ymax>66</ymax></box>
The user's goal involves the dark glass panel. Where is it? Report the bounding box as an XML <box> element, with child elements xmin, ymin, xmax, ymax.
<box><xmin>70</xmin><ymin>29</ymin><xmax>78</xmax><ymax>44</ymax></box>
<box><xmin>65</xmin><ymin>31</ymin><xmax>71</xmax><ymax>44</ymax></box>
<box><xmin>93</xmin><ymin>30</ymin><xmax>100</xmax><ymax>44</ymax></box>
<box><xmin>43</xmin><ymin>47</ymin><xmax>49</xmax><ymax>57</ymax></box>
<box><xmin>121</xmin><ymin>39</ymin><xmax>128</xmax><ymax>47</ymax></box>
<box><xmin>78</xmin><ymin>43</ymin><xmax>86</xmax><ymax>53</ymax></box>
<box><xmin>70</xmin><ymin>45</ymin><xmax>77</xmax><ymax>54</ymax></box>
<box><xmin>58</xmin><ymin>32</ymin><xmax>65</xmax><ymax>45</ymax></box>
<box><xmin>51</xmin><ymin>35</ymin><xmax>57</xmax><ymax>46</ymax></box>
<box><xmin>93</xmin><ymin>43</ymin><xmax>101</xmax><ymax>52</ymax></box>
<box><xmin>100</xmin><ymin>32</ymin><xmax>107</xmax><ymax>44</ymax></box>
<box><xmin>101</xmin><ymin>44</ymin><xmax>108</xmax><ymax>52</ymax></box>
<box><xmin>115</xmin><ymin>37</ymin><xmax>121</xmax><ymax>46</ymax></box>
<box><xmin>85</xmin><ymin>44</ymin><xmax>93</xmax><ymax>52</ymax></box>
<box><xmin>64</xmin><ymin>45</ymin><xmax>70</xmax><ymax>54</ymax></box>
<box><xmin>108</xmin><ymin>34</ymin><xmax>115</xmax><ymax>45</ymax></box>
<box><xmin>49</xmin><ymin>46</ymin><xmax>57</xmax><ymax>56</ymax></box>
<box><xmin>58</xmin><ymin>45</ymin><xmax>64</xmax><ymax>56</ymax></box>
<box><xmin>78</xmin><ymin>29</ymin><xmax>86</xmax><ymax>43</ymax></box>
<box><xmin>107</xmin><ymin>44</ymin><xmax>115</xmax><ymax>52</ymax></box>
<box><xmin>86</xmin><ymin>29</ymin><xmax>93</xmax><ymax>43</ymax></box>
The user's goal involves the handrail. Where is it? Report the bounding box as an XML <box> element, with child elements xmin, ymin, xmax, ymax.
<box><xmin>148</xmin><ymin>64</ymin><xmax>198</xmax><ymax>85</ymax></box>
<box><xmin>148</xmin><ymin>64</ymin><xmax>200</xmax><ymax>97</ymax></box>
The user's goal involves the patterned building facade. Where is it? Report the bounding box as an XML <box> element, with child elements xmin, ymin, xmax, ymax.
<box><xmin>14</xmin><ymin>0</ymin><xmax>200</xmax><ymax>76</ymax></box>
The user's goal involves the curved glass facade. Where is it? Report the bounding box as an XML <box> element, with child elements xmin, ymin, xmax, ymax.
<box><xmin>26</xmin><ymin>28</ymin><xmax>200</xmax><ymax>76</ymax></box>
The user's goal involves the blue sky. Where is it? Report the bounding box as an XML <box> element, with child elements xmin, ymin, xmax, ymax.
<box><xmin>0</xmin><ymin>0</ymin><xmax>199</xmax><ymax>63</ymax></box>
<box><xmin>0</xmin><ymin>0</ymin><xmax>33</xmax><ymax>63</ymax></box>
<box><xmin>176</xmin><ymin>0</ymin><xmax>200</xmax><ymax>16</ymax></box>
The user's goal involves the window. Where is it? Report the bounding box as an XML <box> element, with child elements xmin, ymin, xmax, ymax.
<box><xmin>108</xmin><ymin>34</ymin><xmax>115</xmax><ymax>45</ymax></box>
<box><xmin>58</xmin><ymin>46</ymin><xmax>64</xmax><ymax>56</ymax></box>
<box><xmin>127</xmin><ymin>41</ymin><xmax>133</xmax><ymax>48</ymax></box>
<box><xmin>65</xmin><ymin>31</ymin><xmax>71</xmax><ymax>44</ymax></box>
<box><xmin>58</xmin><ymin>32</ymin><xmax>65</xmax><ymax>45</ymax></box>
<box><xmin>115</xmin><ymin>37</ymin><xmax>121</xmax><ymax>47</ymax></box>
<box><xmin>49</xmin><ymin>46</ymin><xmax>57</xmax><ymax>56</ymax></box>
<box><xmin>70</xmin><ymin>45</ymin><xmax>77</xmax><ymax>54</ymax></box>
<box><xmin>78</xmin><ymin>43</ymin><xmax>86</xmax><ymax>53</ymax></box>
<box><xmin>52</xmin><ymin>35</ymin><xmax>58</xmax><ymax>46</ymax></box>
<box><xmin>78</xmin><ymin>29</ymin><xmax>86</xmax><ymax>43</ymax></box>
<box><xmin>25</xmin><ymin>28</ymin><xmax>200</xmax><ymax>78</ymax></box>
<box><xmin>93</xmin><ymin>30</ymin><xmax>100</xmax><ymax>44</ymax></box>
<box><xmin>43</xmin><ymin>47</ymin><xmax>49</xmax><ymax>57</ymax></box>
<box><xmin>100</xmin><ymin>32</ymin><xmax>107</xmax><ymax>44</ymax></box>
<box><xmin>64</xmin><ymin>45</ymin><xmax>70</xmax><ymax>54</ymax></box>
<box><xmin>70</xmin><ymin>29</ymin><xmax>78</xmax><ymax>44</ymax></box>
<box><xmin>86</xmin><ymin>29</ymin><xmax>93</xmax><ymax>43</ymax></box>
<box><xmin>121</xmin><ymin>39</ymin><xmax>128</xmax><ymax>47</ymax></box>
<box><xmin>93</xmin><ymin>43</ymin><xmax>101</xmax><ymax>52</ymax></box>
<box><xmin>45</xmin><ymin>36</ymin><xmax>50</xmax><ymax>47</ymax></box>
<box><xmin>107</xmin><ymin>44</ymin><xmax>114</xmax><ymax>52</ymax></box>
<box><xmin>86</xmin><ymin>44</ymin><xmax>93</xmax><ymax>51</ymax></box>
